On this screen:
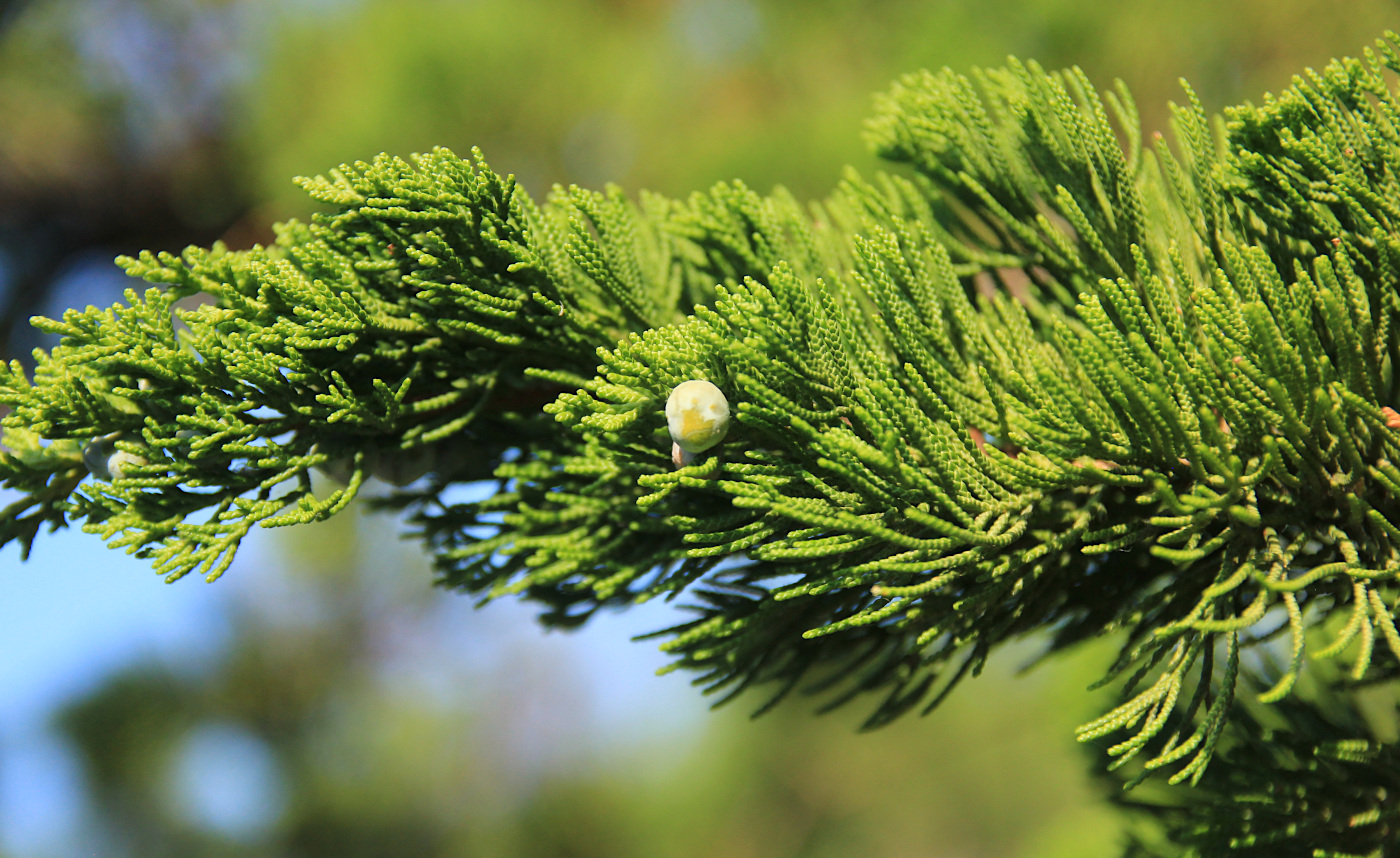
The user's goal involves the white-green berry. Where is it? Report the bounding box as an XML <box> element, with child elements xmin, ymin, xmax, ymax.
<box><xmin>666</xmin><ymin>379</ymin><xmax>730</xmax><ymax>467</ymax></box>
<box><xmin>82</xmin><ymin>434</ymin><xmax>147</xmax><ymax>481</ymax></box>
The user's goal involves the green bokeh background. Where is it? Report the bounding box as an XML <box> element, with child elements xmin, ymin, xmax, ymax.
<box><xmin>1</xmin><ymin>0</ymin><xmax>1396</xmax><ymax>854</ymax></box>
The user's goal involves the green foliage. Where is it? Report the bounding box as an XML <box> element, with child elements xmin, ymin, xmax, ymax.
<box><xmin>8</xmin><ymin>28</ymin><xmax>1400</xmax><ymax>812</ymax></box>
<box><xmin>1114</xmin><ymin>672</ymin><xmax>1400</xmax><ymax>857</ymax></box>
<box><xmin>0</xmin><ymin>149</ymin><xmax>701</xmax><ymax>580</ymax></box>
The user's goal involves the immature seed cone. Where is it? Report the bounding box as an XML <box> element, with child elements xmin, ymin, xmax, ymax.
<box><xmin>82</xmin><ymin>434</ymin><xmax>147</xmax><ymax>481</ymax></box>
<box><xmin>666</xmin><ymin>379</ymin><xmax>730</xmax><ymax>467</ymax></box>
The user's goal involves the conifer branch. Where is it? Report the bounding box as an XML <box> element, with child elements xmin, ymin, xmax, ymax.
<box><xmin>1112</xmin><ymin>667</ymin><xmax>1400</xmax><ymax>856</ymax></box>
<box><xmin>6</xmin><ymin>31</ymin><xmax>1400</xmax><ymax>795</ymax></box>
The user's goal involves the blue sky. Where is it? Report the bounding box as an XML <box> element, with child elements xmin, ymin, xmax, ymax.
<box><xmin>0</xmin><ymin>518</ymin><xmax>228</xmax><ymax>853</ymax></box>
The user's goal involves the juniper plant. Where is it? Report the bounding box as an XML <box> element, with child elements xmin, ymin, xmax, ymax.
<box><xmin>6</xmin><ymin>30</ymin><xmax>1400</xmax><ymax>854</ymax></box>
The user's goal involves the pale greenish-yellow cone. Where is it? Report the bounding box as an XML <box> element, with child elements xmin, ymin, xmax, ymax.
<box><xmin>666</xmin><ymin>379</ymin><xmax>729</xmax><ymax>468</ymax></box>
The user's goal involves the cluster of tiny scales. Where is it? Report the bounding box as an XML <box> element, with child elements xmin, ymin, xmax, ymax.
<box><xmin>5</xmin><ymin>32</ymin><xmax>1400</xmax><ymax>817</ymax></box>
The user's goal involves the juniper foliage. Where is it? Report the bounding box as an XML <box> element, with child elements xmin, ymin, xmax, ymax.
<box><xmin>1113</xmin><ymin>668</ymin><xmax>1400</xmax><ymax>856</ymax></box>
<box><xmin>6</xmin><ymin>29</ymin><xmax>1400</xmax><ymax>847</ymax></box>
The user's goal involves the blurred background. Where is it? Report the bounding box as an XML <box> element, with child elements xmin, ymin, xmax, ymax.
<box><xmin>0</xmin><ymin>0</ymin><xmax>1396</xmax><ymax>855</ymax></box>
